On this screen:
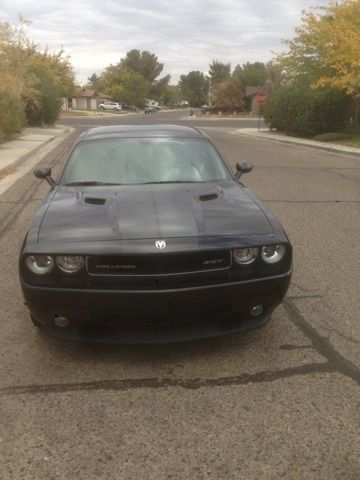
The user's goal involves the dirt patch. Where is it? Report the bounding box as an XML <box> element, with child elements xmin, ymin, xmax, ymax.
<box><xmin>0</xmin><ymin>166</ymin><xmax>16</xmax><ymax>180</ymax></box>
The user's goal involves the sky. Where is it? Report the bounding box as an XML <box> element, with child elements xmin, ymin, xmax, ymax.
<box><xmin>1</xmin><ymin>0</ymin><xmax>330</xmax><ymax>85</ymax></box>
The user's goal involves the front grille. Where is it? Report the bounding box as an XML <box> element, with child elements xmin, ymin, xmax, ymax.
<box><xmin>87</xmin><ymin>251</ymin><xmax>231</xmax><ymax>276</ymax></box>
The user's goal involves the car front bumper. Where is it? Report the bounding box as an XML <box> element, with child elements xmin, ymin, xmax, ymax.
<box><xmin>21</xmin><ymin>271</ymin><xmax>291</xmax><ymax>343</ymax></box>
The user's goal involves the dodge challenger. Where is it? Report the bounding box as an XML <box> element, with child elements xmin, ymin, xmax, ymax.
<box><xmin>19</xmin><ymin>125</ymin><xmax>292</xmax><ymax>342</ymax></box>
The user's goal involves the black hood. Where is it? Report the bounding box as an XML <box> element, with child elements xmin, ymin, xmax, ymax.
<box><xmin>37</xmin><ymin>181</ymin><xmax>274</xmax><ymax>243</ymax></box>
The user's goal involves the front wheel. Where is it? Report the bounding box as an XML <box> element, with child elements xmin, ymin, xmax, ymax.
<box><xmin>30</xmin><ymin>314</ymin><xmax>42</xmax><ymax>328</ymax></box>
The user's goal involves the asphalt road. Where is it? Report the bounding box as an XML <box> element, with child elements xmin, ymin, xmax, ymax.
<box><xmin>0</xmin><ymin>111</ymin><xmax>359</xmax><ymax>479</ymax></box>
<box><xmin>59</xmin><ymin>108</ymin><xmax>264</xmax><ymax>131</ymax></box>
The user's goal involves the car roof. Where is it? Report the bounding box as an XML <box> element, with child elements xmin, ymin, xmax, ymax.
<box><xmin>79</xmin><ymin>125</ymin><xmax>207</xmax><ymax>141</ymax></box>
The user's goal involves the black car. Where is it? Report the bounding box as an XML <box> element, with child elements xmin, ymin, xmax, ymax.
<box><xmin>144</xmin><ymin>106</ymin><xmax>157</xmax><ymax>114</ymax></box>
<box><xmin>19</xmin><ymin>125</ymin><xmax>292</xmax><ymax>343</ymax></box>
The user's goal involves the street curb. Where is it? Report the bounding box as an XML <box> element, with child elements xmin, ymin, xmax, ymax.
<box><xmin>0</xmin><ymin>126</ymin><xmax>73</xmax><ymax>176</ymax></box>
<box><xmin>234</xmin><ymin>129</ymin><xmax>360</xmax><ymax>158</ymax></box>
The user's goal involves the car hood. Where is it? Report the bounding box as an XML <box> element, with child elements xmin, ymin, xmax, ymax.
<box><xmin>37</xmin><ymin>181</ymin><xmax>274</xmax><ymax>243</ymax></box>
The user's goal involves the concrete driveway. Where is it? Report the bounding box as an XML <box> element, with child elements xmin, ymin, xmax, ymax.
<box><xmin>0</xmin><ymin>122</ymin><xmax>359</xmax><ymax>480</ymax></box>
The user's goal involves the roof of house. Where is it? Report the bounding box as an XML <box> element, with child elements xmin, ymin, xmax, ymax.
<box><xmin>73</xmin><ymin>88</ymin><xmax>112</xmax><ymax>99</ymax></box>
<box><xmin>245</xmin><ymin>86</ymin><xmax>265</xmax><ymax>97</ymax></box>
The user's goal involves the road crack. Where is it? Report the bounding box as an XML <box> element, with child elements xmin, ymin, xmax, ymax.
<box><xmin>0</xmin><ymin>363</ymin><xmax>334</xmax><ymax>396</ymax></box>
<box><xmin>283</xmin><ymin>300</ymin><xmax>360</xmax><ymax>386</ymax></box>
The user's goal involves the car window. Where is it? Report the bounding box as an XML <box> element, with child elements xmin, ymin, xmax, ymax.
<box><xmin>61</xmin><ymin>138</ymin><xmax>230</xmax><ymax>185</ymax></box>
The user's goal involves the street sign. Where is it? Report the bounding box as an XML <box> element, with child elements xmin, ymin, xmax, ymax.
<box><xmin>256</xmin><ymin>92</ymin><xmax>266</xmax><ymax>105</ymax></box>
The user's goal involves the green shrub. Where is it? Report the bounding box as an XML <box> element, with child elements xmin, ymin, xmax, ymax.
<box><xmin>0</xmin><ymin>91</ymin><xmax>26</xmax><ymax>139</ymax></box>
<box><xmin>264</xmin><ymin>87</ymin><xmax>352</xmax><ymax>137</ymax></box>
<box><xmin>343</xmin><ymin>123</ymin><xmax>360</xmax><ymax>134</ymax></box>
<box><xmin>24</xmin><ymin>66</ymin><xmax>62</xmax><ymax>126</ymax></box>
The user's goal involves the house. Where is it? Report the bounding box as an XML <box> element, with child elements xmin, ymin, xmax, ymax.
<box><xmin>70</xmin><ymin>88</ymin><xmax>113</xmax><ymax>110</ymax></box>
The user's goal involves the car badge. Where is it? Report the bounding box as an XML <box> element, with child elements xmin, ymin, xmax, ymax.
<box><xmin>155</xmin><ymin>240</ymin><xmax>166</xmax><ymax>250</ymax></box>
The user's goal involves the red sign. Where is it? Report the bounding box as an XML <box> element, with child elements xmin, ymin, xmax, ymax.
<box><xmin>256</xmin><ymin>92</ymin><xmax>266</xmax><ymax>105</ymax></box>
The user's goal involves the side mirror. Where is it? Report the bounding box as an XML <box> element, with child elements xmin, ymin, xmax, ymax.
<box><xmin>235</xmin><ymin>161</ymin><xmax>253</xmax><ymax>180</ymax></box>
<box><xmin>34</xmin><ymin>165</ymin><xmax>56</xmax><ymax>188</ymax></box>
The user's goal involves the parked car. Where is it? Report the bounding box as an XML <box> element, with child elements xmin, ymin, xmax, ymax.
<box><xmin>144</xmin><ymin>106</ymin><xmax>157</xmax><ymax>114</ymax></box>
<box><xmin>98</xmin><ymin>102</ymin><xmax>122</xmax><ymax>112</ymax></box>
<box><xmin>19</xmin><ymin>125</ymin><xmax>292</xmax><ymax>343</ymax></box>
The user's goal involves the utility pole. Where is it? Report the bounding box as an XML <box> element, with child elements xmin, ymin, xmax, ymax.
<box><xmin>208</xmin><ymin>78</ymin><xmax>211</xmax><ymax>106</ymax></box>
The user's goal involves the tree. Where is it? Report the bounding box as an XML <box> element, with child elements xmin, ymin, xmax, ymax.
<box><xmin>120</xmin><ymin>49</ymin><xmax>164</xmax><ymax>83</ymax></box>
<box><xmin>117</xmin><ymin>69</ymin><xmax>149</xmax><ymax>107</ymax></box>
<box><xmin>99</xmin><ymin>66</ymin><xmax>149</xmax><ymax>107</ymax></box>
<box><xmin>212</xmin><ymin>78</ymin><xmax>244</xmax><ymax>112</ymax></box>
<box><xmin>0</xmin><ymin>21</ymin><xmax>30</xmax><ymax>136</ymax></box>
<box><xmin>98</xmin><ymin>50</ymin><xmax>169</xmax><ymax>104</ymax></box>
<box><xmin>265</xmin><ymin>60</ymin><xmax>284</xmax><ymax>92</ymax></box>
<box><xmin>98</xmin><ymin>64</ymin><xmax>124</xmax><ymax>99</ymax></box>
<box><xmin>0</xmin><ymin>19</ymin><xmax>75</xmax><ymax>132</ymax></box>
<box><xmin>178</xmin><ymin>71</ymin><xmax>208</xmax><ymax>107</ymax></box>
<box><xmin>233</xmin><ymin>62</ymin><xmax>267</xmax><ymax>87</ymax></box>
<box><xmin>277</xmin><ymin>0</ymin><xmax>360</xmax><ymax>120</ymax></box>
<box><xmin>87</xmin><ymin>73</ymin><xmax>101</xmax><ymax>90</ymax></box>
<box><xmin>208</xmin><ymin>60</ymin><xmax>231</xmax><ymax>85</ymax></box>
<box><xmin>24</xmin><ymin>63</ymin><xmax>62</xmax><ymax>125</ymax></box>
<box><xmin>162</xmin><ymin>85</ymin><xmax>180</xmax><ymax>107</ymax></box>
<box><xmin>150</xmin><ymin>74</ymin><xmax>171</xmax><ymax>100</ymax></box>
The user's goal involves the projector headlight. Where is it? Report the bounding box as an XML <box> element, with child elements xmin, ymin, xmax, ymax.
<box><xmin>56</xmin><ymin>255</ymin><xmax>84</xmax><ymax>274</ymax></box>
<box><xmin>261</xmin><ymin>245</ymin><xmax>286</xmax><ymax>264</ymax></box>
<box><xmin>25</xmin><ymin>255</ymin><xmax>54</xmax><ymax>275</ymax></box>
<box><xmin>233</xmin><ymin>247</ymin><xmax>259</xmax><ymax>265</ymax></box>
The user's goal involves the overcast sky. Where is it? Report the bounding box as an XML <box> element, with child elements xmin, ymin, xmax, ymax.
<box><xmin>1</xmin><ymin>0</ymin><xmax>330</xmax><ymax>84</ymax></box>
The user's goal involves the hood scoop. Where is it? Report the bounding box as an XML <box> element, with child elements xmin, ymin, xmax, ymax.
<box><xmin>84</xmin><ymin>197</ymin><xmax>106</xmax><ymax>206</ymax></box>
<box><xmin>199</xmin><ymin>192</ymin><xmax>218</xmax><ymax>202</ymax></box>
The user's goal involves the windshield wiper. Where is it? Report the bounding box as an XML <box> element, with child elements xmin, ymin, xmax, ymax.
<box><xmin>140</xmin><ymin>180</ymin><xmax>202</xmax><ymax>185</ymax></box>
<box><xmin>65</xmin><ymin>181</ymin><xmax>122</xmax><ymax>186</ymax></box>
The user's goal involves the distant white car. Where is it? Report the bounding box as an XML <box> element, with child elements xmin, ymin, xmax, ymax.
<box><xmin>98</xmin><ymin>102</ymin><xmax>122</xmax><ymax>112</ymax></box>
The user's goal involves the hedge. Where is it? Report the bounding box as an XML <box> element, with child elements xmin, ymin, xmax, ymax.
<box><xmin>263</xmin><ymin>86</ymin><xmax>352</xmax><ymax>137</ymax></box>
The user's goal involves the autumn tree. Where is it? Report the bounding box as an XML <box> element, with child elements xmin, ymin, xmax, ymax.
<box><xmin>277</xmin><ymin>0</ymin><xmax>360</xmax><ymax>121</ymax></box>
<box><xmin>212</xmin><ymin>78</ymin><xmax>244</xmax><ymax>112</ymax></box>
<box><xmin>265</xmin><ymin>60</ymin><xmax>284</xmax><ymax>92</ymax></box>
<box><xmin>0</xmin><ymin>19</ymin><xmax>75</xmax><ymax>130</ymax></box>
<box><xmin>0</xmin><ymin>21</ymin><xmax>29</xmax><ymax>136</ymax></box>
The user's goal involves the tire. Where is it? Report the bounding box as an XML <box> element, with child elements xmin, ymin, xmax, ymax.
<box><xmin>99</xmin><ymin>106</ymin><xmax>105</xmax><ymax>111</ymax></box>
<box><xmin>30</xmin><ymin>314</ymin><xmax>43</xmax><ymax>329</ymax></box>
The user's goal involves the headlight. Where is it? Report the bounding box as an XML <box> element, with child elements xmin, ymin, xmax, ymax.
<box><xmin>233</xmin><ymin>247</ymin><xmax>259</xmax><ymax>265</ymax></box>
<box><xmin>261</xmin><ymin>245</ymin><xmax>286</xmax><ymax>264</ymax></box>
<box><xmin>56</xmin><ymin>255</ymin><xmax>84</xmax><ymax>274</ymax></box>
<box><xmin>25</xmin><ymin>255</ymin><xmax>54</xmax><ymax>275</ymax></box>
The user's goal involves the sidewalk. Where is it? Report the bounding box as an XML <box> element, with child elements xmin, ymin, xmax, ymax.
<box><xmin>0</xmin><ymin>125</ymin><xmax>72</xmax><ymax>174</ymax></box>
<box><xmin>235</xmin><ymin>128</ymin><xmax>360</xmax><ymax>157</ymax></box>
<box><xmin>0</xmin><ymin>125</ymin><xmax>73</xmax><ymax>195</ymax></box>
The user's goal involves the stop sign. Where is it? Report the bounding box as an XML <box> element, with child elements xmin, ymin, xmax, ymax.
<box><xmin>256</xmin><ymin>92</ymin><xmax>266</xmax><ymax>105</ymax></box>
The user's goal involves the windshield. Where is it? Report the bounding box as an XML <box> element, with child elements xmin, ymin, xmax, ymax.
<box><xmin>60</xmin><ymin>137</ymin><xmax>230</xmax><ymax>185</ymax></box>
